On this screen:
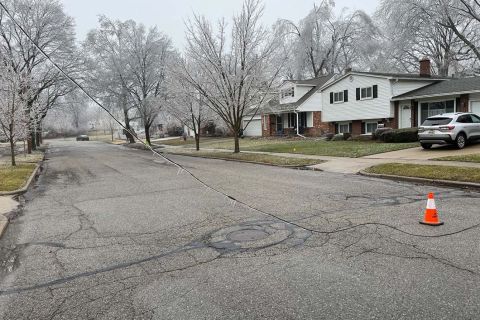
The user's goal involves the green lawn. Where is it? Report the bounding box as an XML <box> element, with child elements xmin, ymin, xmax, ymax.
<box><xmin>160</xmin><ymin>137</ymin><xmax>419</xmax><ymax>158</ymax></box>
<box><xmin>168</xmin><ymin>150</ymin><xmax>323</xmax><ymax>167</ymax></box>
<box><xmin>365</xmin><ymin>163</ymin><xmax>480</xmax><ymax>183</ymax></box>
<box><xmin>435</xmin><ymin>154</ymin><xmax>480</xmax><ymax>163</ymax></box>
<box><xmin>0</xmin><ymin>163</ymin><xmax>37</xmax><ymax>192</ymax></box>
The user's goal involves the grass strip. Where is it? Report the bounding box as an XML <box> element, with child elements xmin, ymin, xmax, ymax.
<box><xmin>169</xmin><ymin>150</ymin><xmax>323</xmax><ymax>167</ymax></box>
<box><xmin>434</xmin><ymin>154</ymin><xmax>480</xmax><ymax>163</ymax></box>
<box><xmin>365</xmin><ymin>163</ymin><xmax>480</xmax><ymax>183</ymax></box>
<box><xmin>0</xmin><ymin>163</ymin><xmax>37</xmax><ymax>192</ymax></box>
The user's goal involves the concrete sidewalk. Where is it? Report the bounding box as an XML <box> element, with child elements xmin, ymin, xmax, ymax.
<box><xmin>164</xmin><ymin>145</ymin><xmax>480</xmax><ymax>174</ymax></box>
<box><xmin>0</xmin><ymin>196</ymin><xmax>18</xmax><ymax>237</ymax></box>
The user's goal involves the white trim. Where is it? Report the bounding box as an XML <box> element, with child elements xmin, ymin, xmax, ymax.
<box><xmin>392</xmin><ymin>89</ymin><xmax>480</xmax><ymax>101</ymax></box>
<box><xmin>320</xmin><ymin>72</ymin><xmax>448</xmax><ymax>91</ymax></box>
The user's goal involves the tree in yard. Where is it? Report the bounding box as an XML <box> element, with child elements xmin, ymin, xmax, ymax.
<box><xmin>376</xmin><ymin>0</ymin><xmax>474</xmax><ymax>76</ymax></box>
<box><xmin>437</xmin><ymin>0</ymin><xmax>480</xmax><ymax>68</ymax></box>
<box><xmin>168</xmin><ymin>59</ymin><xmax>215</xmax><ymax>151</ymax></box>
<box><xmin>83</xmin><ymin>16</ymin><xmax>138</xmax><ymax>144</ymax></box>
<box><xmin>275</xmin><ymin>1</ymin><xmax>377</xmax><ymax>78</ymax></box>
<box><xmin>0</xmin><ymin>0</ymin><xmax>80</xmax><ymax>151</ymax></box>
<box><xmin>183</xmin><ymin>0</ymin><xmax>282</xmax><ymax>153</ymax></box>
<box><xmin>0</xmin><ymin>63</ymin><xmax>29</xmax><ymax>166</ymax></box>
<box><xmin>124</xmin><ymin>22</ymin><xmax>173</xmax><ymax>145</ymax></box>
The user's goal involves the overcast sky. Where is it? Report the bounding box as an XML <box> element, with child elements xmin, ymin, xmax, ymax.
<box><xmin>61</xmin><ymin>0</ymin><xmax>379</xmax><ymax>49</ymax></box>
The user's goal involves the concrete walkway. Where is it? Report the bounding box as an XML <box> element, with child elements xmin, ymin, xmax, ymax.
<box><xmin>164</xmin><ymin>144</ymin><xmax>480</xmax><ymax>174</ymax></box>
<box><xmin>0</xmin><ymin>196</ymin><xmax>18</xmax><ymax>237</ymax></box>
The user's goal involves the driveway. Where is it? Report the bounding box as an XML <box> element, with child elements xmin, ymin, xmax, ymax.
<box><xmin>1</xmin><ymin>139</ymin><xmax>480</xmax><ymax>319</ymax></box>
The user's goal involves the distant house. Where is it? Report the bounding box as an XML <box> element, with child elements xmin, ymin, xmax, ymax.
<box><xmin>245</xmin><ymin>58</ymin><xmax>480</xmax><ymax>137</ymax></box>
<box><xmin>253</xmin><ymin>75</ymin><xmax>334</xmax><ymax>137</ymax></box>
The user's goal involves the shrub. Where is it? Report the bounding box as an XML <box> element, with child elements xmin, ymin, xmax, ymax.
<box><xmin>331</xmin><ymin>133</ymin><xmax>351</xmax><ymax>141</ymax></box>
<box><xmin>380</xmin><ymin>128</ymin><xmax>419</xmax><ymax>143</ymax></box>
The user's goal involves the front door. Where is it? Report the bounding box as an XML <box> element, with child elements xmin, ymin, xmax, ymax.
<box><xmin>400</xmin><ymin>105</ymin><xmax>411</xmax><ymax>128</ymax></box>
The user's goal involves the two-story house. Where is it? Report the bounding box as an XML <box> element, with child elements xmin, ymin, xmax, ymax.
<box><xmin>243</xmin><ymin>75</ymin><xmax>334</xmax><ymax>137</ymax></box>
<box><xmin>243</xmin><ymin>59</ymin><xmax>480</xmax><ymax>137</ymax></box>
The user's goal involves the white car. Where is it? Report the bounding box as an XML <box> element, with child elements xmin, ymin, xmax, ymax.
<box><xmin>418</xmin><ymin>113</ymin><xmax>480</xmax><ymax>149</ymax></box>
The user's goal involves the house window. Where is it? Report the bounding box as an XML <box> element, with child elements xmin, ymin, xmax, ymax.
<box><xmin>333</xmin><ymin>91</ymin><xmax>344</xmax><ymax>103</ymax></box>
<box><xmin>287</xmin><ymin>113</ymin><xmax>297</xmax><ymax>128</ymax></box>
<box><xmin>365</xmin><ymin>121</ymin><xmax>378</xmax><ymax>134</ymax></box>
<box><xmin>281</xmin><ymin>87</ymin><xmax>294</xmax><ymax>99</ymax></box>
<box><xmin>360</xmin><ymin>87</ymin><xmax>373</xmax><ymax>99</ymax></box>
<box><xmin>420</xmin><ymin>100</ymin><xmax>455</xmax><ymax>123</ymax></box>
<box><xmin>338</xmin><ymin>122</ymin><xmax>350</xmax><ymax>133</ymax></box>
<box><xmin>299</xmin><ymin>112</ymin><xmax>307</xmax><ymax>128</ymax></box>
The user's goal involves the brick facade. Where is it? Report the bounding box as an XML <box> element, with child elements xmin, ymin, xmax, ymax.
<box><xmin>303</xmin><ymin>111</ymin><xmax>331</xmax><ymax>136</ymax></box>
<box><xmin>457</xmin><ymin>94</ymin><xmax>469</xmax><ymax>113</ymax></box>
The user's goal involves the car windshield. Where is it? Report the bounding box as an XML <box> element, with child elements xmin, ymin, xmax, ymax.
<box><xmin>421</xmin><ymin>117</ymin><xmax>452</xmax><ymax>126</ymax></box>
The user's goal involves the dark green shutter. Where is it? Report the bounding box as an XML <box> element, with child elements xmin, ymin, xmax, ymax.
<box><xmin>344</xmin><ymin>90</ymin><xmax>348</xmax><ymax>102</ymax></box>
<box><xmin>373</xmin><ymin>85</ymin><xmax>378</xmax><ymax>98</ymax></box>
<box><xmin>361</xmin><ymin>122</ymin><xmax>366</xmax><ymax>134</ymax></box>
<box><xmin>330</xmin><ymin>92</ymin><xmax>334</xmax><ymax>104</ymax></box>
<box><xmin>356</xmin><ymin>88</ymin><xmax>360</xmax><ymax>100</ymax></box>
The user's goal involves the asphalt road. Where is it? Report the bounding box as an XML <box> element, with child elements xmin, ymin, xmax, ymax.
<box><xmin>1</xmin><ymin>139</ymin><xmax>480</xmax><ymax>319</ymax></box>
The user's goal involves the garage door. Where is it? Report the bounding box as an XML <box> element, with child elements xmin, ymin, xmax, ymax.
<box><xmin>243</xmin><ymin>119</ymin><xmax>262</xmax><ymax>136</ymax></box>
<box><xmin>471</xmin><ymin>101</ymin><xmax>480</xmax><ymax>116</ymax></box>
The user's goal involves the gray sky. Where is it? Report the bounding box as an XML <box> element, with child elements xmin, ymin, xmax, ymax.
<box><xmin>61</xmin><ymin>0</ymin><xmax>379</xmax><ymax>49</ymax></box>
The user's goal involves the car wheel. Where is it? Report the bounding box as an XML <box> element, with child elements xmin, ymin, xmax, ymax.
<box><xmin>421</xmin><ymin>143</ymin><xmax>432</xmax><ymax>149</ymax></box>
<box><xmin>455</xmin><ymin>133</ymin><xmax>466</xmax><ymax>149</ymax></box>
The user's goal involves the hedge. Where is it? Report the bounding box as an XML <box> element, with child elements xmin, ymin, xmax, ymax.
<box><xmin>375</xmin><ymin>128</ymin><xmax>419</xmax><ymax>143</ymax></box>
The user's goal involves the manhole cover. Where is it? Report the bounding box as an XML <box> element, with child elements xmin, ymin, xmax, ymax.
<box><xmin>228</xmin><ymin>229</ymin><xmax>269</xmax><ymax>242</ymax></box>
<box><xmin>207</xmin><ymin>220</ymin><xmax>312</xmax><ymax>253</ymax></box>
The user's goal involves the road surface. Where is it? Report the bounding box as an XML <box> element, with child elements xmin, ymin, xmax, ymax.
<box><xmin>1</xmin><ymin>139</ymin><xmax>480</xmax><ymax>319</ymax></box>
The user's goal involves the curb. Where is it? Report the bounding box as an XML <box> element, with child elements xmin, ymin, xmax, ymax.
<box><xmin>359</xmin><ymin>170</ymin><xmax>480</xmax><ymax>190</ymax></box>
<box><xmin>165</xmin><ymin>152</ymin><xmax>323</xmax><ymax>169</ymax></box>
<box><xmin>0</xmin><ymin>217</ymin><xmax>8</xmax><ymax>238</ymax></box>
<box><xmin>0</xmin><ymin>162</ymin><xmax>42</xmax><ymax>196</ymax></box>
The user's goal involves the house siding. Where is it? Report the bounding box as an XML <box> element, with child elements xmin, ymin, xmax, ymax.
<box><xmin>297</xmin><ymin>91</ymin><xmax>322</xmax><ymax>111</ymax></box>
<box><xmin>279</xmin><ymin>82</ymin><xmax>312</xmax><ymax>104</ymax></box>
<box><xmin>322</xmin><ymin>75</ymin><xmax>393</xmax><ymax>122</ymax></box>
<box><xmin>391</xmin><ymin>80</ymin><xmax>436</xmax><ymax>96</ymax></box>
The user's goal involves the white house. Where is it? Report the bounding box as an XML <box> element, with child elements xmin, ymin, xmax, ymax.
<box><xmin>245</xmin><ymin>58</ymin><xmax>480</xmax><ymax>137</ymax></box>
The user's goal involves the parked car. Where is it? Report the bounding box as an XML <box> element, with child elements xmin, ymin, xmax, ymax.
<box><xmin>76</xmin><ymin>135</ymin><xmax>90</xmax><ymax>141</ymax></box>
<box><xmin>418</xmin><ymin>113</ymin><xmax>480</xmax><ymax>149</ymax></box>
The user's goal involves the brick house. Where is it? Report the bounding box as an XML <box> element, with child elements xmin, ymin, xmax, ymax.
<box><xmin>243</xmin><ymin>59</ymin><xmax>480</xmax><ymax>137</ymax></box>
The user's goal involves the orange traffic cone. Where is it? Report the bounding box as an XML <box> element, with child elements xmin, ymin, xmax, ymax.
<box><xmin>420</xmin><ymin>193</ymin><xmax>444</xmax><ymax>226</ymax></box>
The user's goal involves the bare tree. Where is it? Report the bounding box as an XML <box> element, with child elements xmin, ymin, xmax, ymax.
<box><xmin>168</xmin><ymin>59</ymin><xmax>215</xmax><ymax>151</ymax></box>
<box><xmin>0</xmin><ymin>63</ymin><xmax>29</xmax><ymax>166</ymax></box>
<box><xmin>276</xmin><ymin>1</ymin><xmax>377</xmax><ymax>78</ymax></box>
<box><xmin>183</xmin><ymin>0</ymin><xmax>282</xmax><ymax>153</ymax></box>
<box><xmin>438</xmin><ymin>0</ymin><xmax>480</xmax><ymax>66</ymax></box>
<box><xmin>123</xmin><ymin>22</ymin><xmax>173</xmax><ymax>145</ymax></box>
<box><xmin>377</xmin><ymin>0</ymin><xmax>473</xmax><ymax>76</ymax></box>
<box><xmin>0</xmin><ymin>0</ymin><xmax>79</xmax><ymax>151</ymax></box>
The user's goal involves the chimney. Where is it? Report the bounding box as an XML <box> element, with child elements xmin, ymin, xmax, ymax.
<box><xmin>419</xmin><ymin>57</ymin><xmax>431</xmax><ymax>77</ymax></box>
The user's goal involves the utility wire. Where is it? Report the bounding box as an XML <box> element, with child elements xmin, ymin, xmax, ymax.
<box><xmin>1</xmin><ymin>0</ymin><xmax>478</xmax><ymax>239</ymax></box>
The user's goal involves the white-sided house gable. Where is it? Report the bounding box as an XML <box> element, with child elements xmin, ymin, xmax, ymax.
<box><xmin>322</xmin><ymin>74</ymin><xmax>393</xmax><ymax>122</ymax></box>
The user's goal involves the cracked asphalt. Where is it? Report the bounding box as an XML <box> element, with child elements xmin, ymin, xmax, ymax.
<box><xmin>1</xmin><ymin>139</ymin><xmax>480</xmax><ymax>319</ymax></box>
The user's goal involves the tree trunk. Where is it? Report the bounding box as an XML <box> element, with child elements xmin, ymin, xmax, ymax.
<box><xmin>30</xmin><ymin>132</ymin><xmax>36</xmax><ymax>151</ymax></box>
<box><xmin>195</xmin><ymin>133</ymin><xmax>200</xmax><ymax>151</ymax></box>
<box><xmin>27</xmin><ymin>136</ymin><xmax>32</xmax><ymax>154</ymax></box>
<box><xmin>36</xmin><ymin>132</ymin><xmax>41</xmax><ymax>147</ymax></box>
<box><xmin>233</xmin><ymin>132</ymin><xmax>240</xmax><ymax>153</ymax></box>
<box><xmin>145</xmin><ymin>124</ymin><xmax>151</xmax><ymax>146</ymax></box>
<box><xmin>123</xmin><ymin>110</ymin><xmax>135</xmax><ymax>143</ymax></box>
<box><xmin>9</xmin><ymin>139</ymin><xmax>16</xmax><ymax>166</ymax></box>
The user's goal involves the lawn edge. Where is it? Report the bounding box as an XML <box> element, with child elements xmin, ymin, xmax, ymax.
<box><xmin>0</xmin><ymin>156</ymin><xmax>44</xmax><ymax>196</ymax></box>
<box><xmin>165</xmin><ymin>151</ymin><xmax>324</xmax><ymax>169</ymax></box>
<box><xmin>359</xmin><ymin>169</ymin><xmax>480</xmax><ymax>190</ymax></box>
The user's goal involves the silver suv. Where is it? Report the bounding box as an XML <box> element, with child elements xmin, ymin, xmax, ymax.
<box><xmin>418</xmin><ymin>113</ymin><xmax>480</xmax><ymax>149</ymax></box>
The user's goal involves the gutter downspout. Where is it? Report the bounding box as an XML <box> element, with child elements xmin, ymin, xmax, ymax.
<box><xmin>294</xmin><ymin>111</ymin><xmax>306</xmax><ymax>139</ymax></box>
